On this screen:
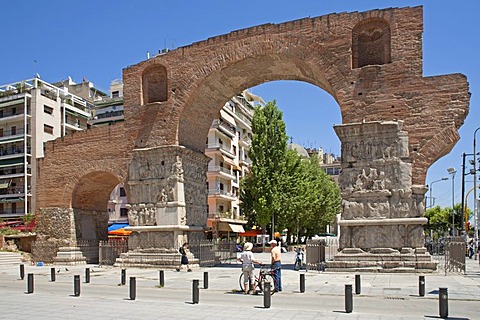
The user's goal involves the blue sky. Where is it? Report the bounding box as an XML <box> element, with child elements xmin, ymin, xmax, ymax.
<box><xmin>1</xmin><ymin>0</ymin><xmax>479</xmax><ymax>210</ymax></box>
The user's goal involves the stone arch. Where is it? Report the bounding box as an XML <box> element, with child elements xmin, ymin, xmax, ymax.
<box><xmin>352</xmin><ymin>18</ymin><xmax>391</xmax><ymax>68</ymax></box>
<box><xmin>177</xmin><ymin>53</ymin><xmax>340</xmax><ymax>153</ymax></box>
<box><xmin>71</xmin><ymin>171</ymin><xmax>123</xmax><ymax>242</ymax></box>
<box><xmin>142</xmin><ymin>64</ymin><xmax>168</xmax><ymax>104</ymax></box>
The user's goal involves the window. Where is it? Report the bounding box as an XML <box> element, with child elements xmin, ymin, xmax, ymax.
<box><xmin>44</xmin><ymin>124</ymin><xmax>54</xmax><ymax>134</ymax></box>
<box><xmin>0</xmin><ymin>128</ymin><xmax>3</xmax><ymax>137</ymax></box>
<box><xmin>120</xmin><ymin>208</ymin><xmax>128</xmax><ymax>217</ymax></box>
<box><xmin>112</xmin><ymin>91</ymin><xmax>120</xmax><ymax>98</ymax></box>
<box><xmin>44</xmin><ymin>105</ymin><xmax>53</xmax><ymax>115</ymax></box>
<box><xmin>12</xmin><ymin>203</ymin><xmax>16</xmax><ymax>214</ymax></box>
<box><xmin>119</xmin><ymin>187</ymin><xmax>126</xmax><ymax>197</ymax></box>
<box><xmin>10</xmin><ymin>126</ymin><xmax>16</xmax><ymax>135</ymax></box>
<box><xmin>11</xmin><ymin>107</ymin><xmax>16</xmax><ymax>115</ymax></box>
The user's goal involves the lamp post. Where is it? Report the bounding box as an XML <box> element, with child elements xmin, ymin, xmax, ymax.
<box><xmin>447</xmin><ymin>168</ymin><xmax>457</xmax><ymax>236</ymax></box>
<box><xmin>474</xmin><ymin>127</ymin><xmax>480</xmax><ymax>259</ymax></box>
<box><xmin>428</xmin><ymin>177</ymin><xmax>448</xmax><ymax>209</ymax></box>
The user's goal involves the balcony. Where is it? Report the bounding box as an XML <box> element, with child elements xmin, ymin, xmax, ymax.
<box><xmin>0</xmin><ymin>129</ymin><xmax>28</xmax><ymax>145</ymax></box>
<box><xmin>238</xmin><ymin>136</ymin><xmax>251</xmax><ymax>148</ymax></box>
<box><xmin>0</xmin><ymin>109</ymin><xmax>25</xmax><ymax>122</ymax></box>
<box><xmin>205</xmin><ymin>143</ymin><xmax>235</xmax><ymax>159</ymax></box>
<box><xmin>207</xmin><ymin>189</ymin><xmax>237</xmax><ymax>200</ymax></box>
<box><xmin>239</xmin><ymin>157</ymin><xmax>252</xmax><ymax>166</ymax></box>
<box><xmin>207</xmin><ymin>165</ymin><xmax>235</xmax><ymax>180</ymax></box>
<box><xmin>211</xmin><ymin>119</ymin><xmax>236</xmax><ymax>138</ymax></box>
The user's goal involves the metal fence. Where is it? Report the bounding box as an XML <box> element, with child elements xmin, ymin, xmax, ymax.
<box><xmin>99</xmin><ymin>238</ymin><xmax>128</xmax><ymax>266</ymax></box>
<box><xmin>189</xmin><ymin>239</ymin><xmax>237</xmax><ymax>267</ymax></box>
<box><xmin>427</xmin><ymin>236</ymin><xmax>466</xmax><ymax>274</ymax></box>
<box><xmin>31</xmin><ymin>238</ymin><xmax>237</xmax><ymax>267</ymax></box>
<box><xmin>305</xmin><ymin>237</ymin><xmax>339</xmax><ymax>271</ymax></box>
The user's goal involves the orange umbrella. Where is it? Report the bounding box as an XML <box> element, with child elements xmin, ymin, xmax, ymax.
<box><xmin>108</xmin><ymin>228</ymin><xmax>132</xmax><ymax>236</ymax></box>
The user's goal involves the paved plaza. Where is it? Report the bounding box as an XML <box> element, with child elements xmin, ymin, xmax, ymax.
<box><xmin>0</xmin><ymin>252</ymin><xmax>479</xmax><ymax>320</ymax></box>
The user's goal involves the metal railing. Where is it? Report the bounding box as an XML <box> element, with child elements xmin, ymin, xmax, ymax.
<box><xmin>305</xmin><ymin>237</ymin><xmax>339</xmax><ymax>271</ymax></box>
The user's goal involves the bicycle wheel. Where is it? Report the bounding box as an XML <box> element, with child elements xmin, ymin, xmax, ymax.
<box><xmin>259</xmin><ymin>274</ymin><xmax>276</xmax><ymax>295</ymax></box>
<box><xmin>294</xmin><ymin>260</ymin><xmax>301</xmax><ymax>271</ymax></box>
<box><xmin>239</xmin><ymin>273</ymin><xmax>252</xmax><ymax>292</ymax></box>
<box><xmin>238</xmin><ymin>273</ymin><xmax>245</xmax><ymax>291</ymax></box>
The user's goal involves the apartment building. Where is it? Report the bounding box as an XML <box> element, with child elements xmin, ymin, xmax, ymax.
<box><xmin>0</xmin><ymin>77</ymin><xmax>95</xmax><ymax>219</ymax></box>
<box><xmin>205</xmin><ymin>92</ymin><xmax>258</xmax><ymax>239</ymax></box>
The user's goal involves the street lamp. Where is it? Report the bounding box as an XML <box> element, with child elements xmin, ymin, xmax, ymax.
<box><xmin>447</xmin><ymin>167</ymin><xmax>457</xmax><ymax>236</ymax></box>
<box><xmin>428</xmin><ymin>177</ymin><xmax>448</xmax><ymax>208</ymax></box>
<box><xmin>474</xmin><ymin>127</ymin><xmax>480</xmax><ymax>259</ymax></box>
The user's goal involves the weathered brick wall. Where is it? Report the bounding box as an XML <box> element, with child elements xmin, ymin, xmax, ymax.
<box><xmin>36</xmin><ymin>123</ymin><xmax>133</xmax><ymax>209</ymax></box>
<box><xmin>36</xmin><ymin>6</ymin><xmax>469</xmax><ymax>240</ymax></box>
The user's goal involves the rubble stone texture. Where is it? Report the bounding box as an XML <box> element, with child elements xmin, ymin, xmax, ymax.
<box><xmin>35</xmin><ymin>6</ymin><xmax>469</xmax><ymax>269</ymax></box>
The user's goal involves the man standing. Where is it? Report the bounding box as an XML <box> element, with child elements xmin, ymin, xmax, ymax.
<box><xmin>269</xmin><ymin>239</ymin><xmax>282</xmax><ymax>292</ymax></box>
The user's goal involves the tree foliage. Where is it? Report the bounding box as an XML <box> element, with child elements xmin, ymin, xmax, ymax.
<box><xmin>424</xmin><ymin>203</ymin><xmax>468</xmax><ymax>238</ymax></box>
<box><xmin>240</xmin><ymin>100</ymin><xmax>341</xmax><ymax>241</ymax></box>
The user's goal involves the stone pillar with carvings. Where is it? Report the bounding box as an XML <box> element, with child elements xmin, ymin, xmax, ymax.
<box><xmin>327</xmin><ymin>121</ymin><xmax>436</xmax><ymax>272</ymax></box>
<box><xmin>115</xmin><ymin>145</ymin><xmax>209</xmax><ymax>268</ymax></box>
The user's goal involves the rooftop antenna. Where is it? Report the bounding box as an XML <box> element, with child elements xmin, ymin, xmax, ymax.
<box><xmin>147</xmin><ymin>51</ymin><xmax>150</xmax><ymax>59</ymax></box>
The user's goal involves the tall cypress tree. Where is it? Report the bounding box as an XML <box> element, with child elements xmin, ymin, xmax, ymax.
<box><xmin>240</xmin><ymin>100</ymin><xmax>288</xmax><ymax>236</ymax></box>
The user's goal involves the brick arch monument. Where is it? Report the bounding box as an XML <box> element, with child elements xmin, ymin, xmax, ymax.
<box><xmin>36</xmin><ymin>6</ymin><xmax>469</xmax><ymax>270</ymax></box>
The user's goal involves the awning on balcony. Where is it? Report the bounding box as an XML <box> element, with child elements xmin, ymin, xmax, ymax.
<box><xmin>0</xmin><ymin>179</ymin><xmax>11</xmax><ymax>189</ymax></box>
<box><xmin>0</xmin><ymin>197</ymin><xmax>23</xmax><ymax>203</ymax></box>
<box><xmin>218</xmin><ymin>222</ymin><xmax>245</xmax><ymax>233</ymax></box>
<box><xmin>221</xmin><ymin>155</ymin><xmax>235</xmax><ymax>166</ymax></box>
<box><xmin>0</xmin><ymin>159</ymin><xmax>24</xmax><ymax>168</ymax></box>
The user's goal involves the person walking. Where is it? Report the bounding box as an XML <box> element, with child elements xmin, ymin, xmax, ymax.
<box><xmin>269</xmin><ymin>239</ymin><xmax>282</xmax><ymax>292</ymax></box>
<box><xmin>176</xmin><ymin>242</ymin><xmax>192</xmax><ymax>272</ymax></box>
<box><xmin>237</xmin><ymin>242</ymin><xmax>263</xmax><ymax>294</ymax></box>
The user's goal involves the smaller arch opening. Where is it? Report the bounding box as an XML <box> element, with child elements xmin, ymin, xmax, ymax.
<box><xmin>142</xmin><ymin>64</ymin><xmax>168</xmax><ymax>104</ymax></box>
<box><xmin>352</xmin><ymin>18</ymin><xmax>391</xmax><ymax>69</ymax></box>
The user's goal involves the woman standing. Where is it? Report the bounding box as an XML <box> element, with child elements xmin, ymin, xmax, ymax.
<box><xmin>176</xmin><ymin>242</ymin><xmax>192</xmax><ymax>272</ymax></box>
<box><xmin>237</xmin><ymin>242</ymin><xmax>263</xmax><ymax>294</ymax></box>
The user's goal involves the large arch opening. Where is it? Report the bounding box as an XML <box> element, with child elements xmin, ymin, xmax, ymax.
<box><xmin>201</xmin><ymin>77</ymin><xmax>342</xmax><ymax>242</ymax></box>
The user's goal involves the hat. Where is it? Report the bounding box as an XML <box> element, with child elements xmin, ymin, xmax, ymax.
<box><xmin>243</xmin><ymin>242</ymin><xmax>253</xmax><ymax>251</ymax></box>
<box><xmin>268</xmin><ymin>240</ymin><xmax>277</xmax><ymax>245</ymax></box>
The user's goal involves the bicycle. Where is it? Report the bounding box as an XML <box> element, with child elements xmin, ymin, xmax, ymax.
<box><xmin>293</xmin><ymin>248</ymin><xmax>304</xmax><ymax>271</ymax></box>
<box><xmin>238</xmin><ymin>266</ymin><xmax>277</xmax><ymax>295</ymax></box>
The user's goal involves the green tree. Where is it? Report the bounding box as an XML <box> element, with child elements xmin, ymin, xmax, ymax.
<box><xmin>424</xmin><ymin>203</ymin><xmax>466</xmax><ymax>238</ymax></box>
<box><xmin>240</xmin><ymin>100</ymin><xmax>341</xmax><ymax>242</ymax></box>
<box><xmin>241</xmin><ymin>100</ymin><xmax>288</xmax><ymax>236</ymax></box>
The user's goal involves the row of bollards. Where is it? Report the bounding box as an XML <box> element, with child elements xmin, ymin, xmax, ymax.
<box><xmin>17</xmin><ymin>264</ymin><xmax>450</xmax><ymax>317</ymax></box>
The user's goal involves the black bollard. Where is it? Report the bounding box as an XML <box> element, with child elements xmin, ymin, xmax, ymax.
<box><xmin>300</xmin><ymin>273</ymin><xmax>305</xmax><ymax>293</ymax></box>
<box><xmin>130</xmin><ymin>277</ymin><xmax>136</xmax><ymax>300</ymax></box>
<box><xmin>419</xmin><ymin>276</ymin><xmax>425</xmax><ymax>297</ymax></box>
<box><xmin>192</xmin><ymin>279</ymin><xmax>199</xmax><ymax>304</ymax></box>
<box><xmin>27</xmin><ymin>273</ymin><xmax>34</xmax><ymax>294</ymax></box>
<box><xmin>74</xmin><ymin>275</ymin><xmax>80</xmax><ymax>297</ymax></box>
<box><xmin>345</xmin><ymin>284</ymin><xmax>353</xmax><ymax>313</ymax></box>
<box><xmin>439</xmin><ymin>287</ymin><xmax>448</xmax><ymax>318</ymax></box>
<box><xmin>203</xmin><ymin>272</ymin><xmax>209</xmax><ymax>289</ymax></box>
<box><xmin>19</xmin><ymin>264</ymin><xmax>25</xmax><ymax>280</ymax></box>
<box><xmin>355</xmin><ymin>274</ymin><xmax>361</xmax><ymax>294</ymax></box>
<box><xmin>263</xmin><ymin>281</ymin><xmax>271</xmax><ymax>308</ymax></box>
<box><xmin>85</xmin><ymin>268</ymin><xmax>90</xmax><ymax>283</ymax></box>
<box><xmin>159</xmin><ymin>270</ymin><xmax>165</xmax><ymax>287</ymax></box>
<box><xmin>121</xmin><ymin>269</ymin><xmax>126</xmax><ymax>285</ymax></box>
<box><xmin>50</xmin><ymin>267</ymin><xmax>56</xmax><ymax>282</ymax></box>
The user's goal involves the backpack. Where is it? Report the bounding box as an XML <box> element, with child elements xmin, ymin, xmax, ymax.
<box><xmin>179</xmin><ymin>247</ymin><xmax>185</xmax><ymax>255</ymax></box>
